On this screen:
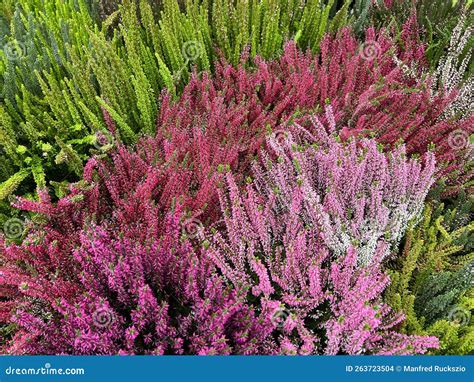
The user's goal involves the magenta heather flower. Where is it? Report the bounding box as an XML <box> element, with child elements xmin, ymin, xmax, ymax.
<box><xmin>1</xmin><ymin>19</ymin><xmax>456</xmax><ymax>354</ymax></box>
<box><xmin>149</xmin><ymin>18</ymin><xmax>471</xmax><ymax>206</ymax></box>
<box><xmin>0</xmin><ymin>150</ymin><xmax>278</xmax><ymax>354</ymax></box>
<box><xmin>206</xmin><ymin>171</ymin><xmax>438</xmax><ymax>354</ymax></box>
<box><xmin>1</xmin><ymin>205</ymin><xmax>272</xmax><ymax>355</ymax></box>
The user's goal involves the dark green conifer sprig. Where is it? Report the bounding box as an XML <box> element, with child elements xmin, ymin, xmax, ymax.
<box><xmin>384</xmin><ymin>196</ymin><xmax>473</xmax><ymax>355</ymax></box>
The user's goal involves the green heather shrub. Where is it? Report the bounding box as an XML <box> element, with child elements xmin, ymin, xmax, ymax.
<box><xmin>384</xmin><ymin>192</ymin><xmax>474</xmax><ymax>354</ymax></box>
<box><xmin>0</xmin><ymin>0</ymin><xmax>353</xmax><ymax>224</ymax></box>
<box><xmin>0</xmin><ymin>0</ymin><xmax>100</xmax><ymax>224</ymax></box>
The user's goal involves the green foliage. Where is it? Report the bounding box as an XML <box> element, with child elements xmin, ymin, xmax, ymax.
<box><xmin>0</xmin><ymin>0</ymin><xmax>472</xmax><ymax>356</ymax></box>
<box><xmin>0</xmin><ymin>0</ymin><xmax>353</xmax><ymax>220</ymax></box>
<box><xmin>0</xmin><ymin>0</ymin><xmax>102</xmax><ymax>223</ymax></box>
<box><xmin>384</xmin><ymin>197</ymin><xmax>474</xmax><ymax>355</ymax></box>
<box><xmin>0</xmin><ymin>169</ymin><xmax>29</xmax><ymax>201</ymax></box>
<box><xmin>365</xmin><ymin>0</ymin><xmax>473</xmax><ymax>70</ymax></box>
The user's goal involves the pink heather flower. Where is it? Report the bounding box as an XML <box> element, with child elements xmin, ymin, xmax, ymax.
<box><xmin>206</xmin><ymin>169</ymin><xmax>438</xmax><ymax>355</ymax></box>
<box><xmin>253</xmin><ymin>107</ymin><xmax>436</xmax><ymax>265</ymax></box>
<box><xmin>1</xmin><ymin>19</ymin><xmax>457</xmax><ymax>355</ymax></box>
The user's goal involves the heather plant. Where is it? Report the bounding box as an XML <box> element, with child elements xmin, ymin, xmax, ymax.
<box><xmin>431</xmin><ymin>13</ymin><xmax>473</xmax><ymax>121</ymax></box>
<box><xmin>135</xmin><ymin>0</ymin><xmax>353</xmax><ymax>71</ymax></box>
<box><xmin>0</xmin><ymin>112</ymin><xmax>272</xmax><ymax>351</ymax></box>
<box><xmin>0</xmin><ymin>0</ymin><xmax>353</xmax><ymax>222</ymax></box>
<box><xmin>0</xmin><ymin>133</ymin><xmax>439</xmax><ymax>354</ymax></box>
<box><xmin>314</xmin><ymin>24</ymin><xmax>472</xmax><ymax>192</ymax></box>
<box><xmin>251</xmin><ymin>108</ymin><xmax>436</xmax><ymax>265</ymax></box>
<box><xmin>0</xmin><ymin>143</ymin><xmax>287</xmax><ymax>354</ymax></box>
<box><xmin>1</xmin><ymin>0</ymin><xmax>472</xmax><ymax>359</ymax></box>
<box><xmin>2</xmin><ymin>4</ymin><xmax>472</xmax><ymax>223</ymax></box>
<box><xmin>0</xmin><ymin>202</ymin><xmax>273</xmax><ymax>355</ymax></box>
<box><xmin>0</xmin><ymin>0</ymin><xmax>104</xmax><ymax>225</ymax></box>
<box><xmin>0</xmin><ymin>103</ymin><xmax>441</xmax><ymax>355</ymax></box>
<box><xmin>159</xmin><ymin>25</ymin><xmax>471</xmax><ymax>190</ymax></box>
<box><xmin>364</xmin><ymin>0</ymin><xmax>473</xmax><ymax>68</ymax></box>
<box><xmin>384</xmin><ymin>199</ymin><xmax>473</xmax><ymax>354</ymax></box>
<box><xmin>205</xmin><ymin>171</ymin><xmax>438</xmax><ymax>354</ymax></box>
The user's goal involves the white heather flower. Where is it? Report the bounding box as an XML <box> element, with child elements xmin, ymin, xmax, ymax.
<box><xmin>431</xmin><ymin>13</ymin><xmax>473</xmax><ymax>119</ymax></box>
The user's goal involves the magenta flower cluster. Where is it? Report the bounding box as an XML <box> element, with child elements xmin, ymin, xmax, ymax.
<box><xmin>0</xmin><ymin>123</ymin><xmax>438</xmax><ymax>354</ymax></box>
<box><xmin>2</xmin><ymin>17</ymin><xmax>472</xmax><ymax>355</ymax></box>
